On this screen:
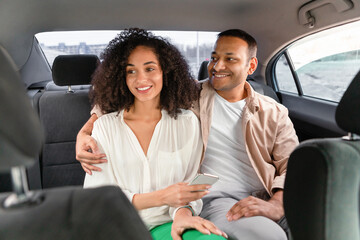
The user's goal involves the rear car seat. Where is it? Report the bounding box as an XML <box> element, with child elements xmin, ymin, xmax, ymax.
<box><xmin>38</xmin><ymin>54</ymin><xmax>99</xmax><ymax>188</ymax></box>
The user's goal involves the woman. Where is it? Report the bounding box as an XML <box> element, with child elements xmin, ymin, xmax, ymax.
<box><xmin>83</xmin><ymin>28</ymin><xmax>227</xmax><ymax>240</ymax></box>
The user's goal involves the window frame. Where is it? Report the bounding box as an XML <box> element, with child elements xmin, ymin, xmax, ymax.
<box><xmin>269</xmin><ymin>20</ymin><xmax>360</xmax><ymax>103</ymax></box>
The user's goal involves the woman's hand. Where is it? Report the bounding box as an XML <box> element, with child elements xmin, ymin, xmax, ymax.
<box><xmin>171</xmin><ymin>208</ymin><xmax>228</xmax><ymax>240</ymax></box>
<box><xmin>159</xmin><ymin>182</ymin><xmax>210</xmax><ymax>207</ymax></box>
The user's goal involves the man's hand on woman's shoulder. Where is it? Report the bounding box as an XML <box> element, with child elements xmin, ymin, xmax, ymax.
<box><xmin>75</xmin><ymin>114</ymin><xmax>107</xmax><ymax>175</ymax></box>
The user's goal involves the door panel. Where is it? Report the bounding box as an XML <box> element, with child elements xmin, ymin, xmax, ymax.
<box><xmin>279</xmin><ymin>93</ymin><xmax>345</xmax><ymax>142</ymax></box>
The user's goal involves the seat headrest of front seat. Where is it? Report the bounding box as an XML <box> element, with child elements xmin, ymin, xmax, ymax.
<box><xmin>0</xmin><ymin>46</ymin><xmax>43</xmax><ymax>170</ymax></box>
<box><xmin>52</xmin><ymin>54</ymin><xmax>99</xmax><ymax>86</ymax></box>
<box><xmin>335</xmin><ymin>70</ymin><xmax>360</xmax><ymax>135</ymax></box>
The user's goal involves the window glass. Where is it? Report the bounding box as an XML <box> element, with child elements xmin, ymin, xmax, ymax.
<box><xmin>275</xmin><ymin>54</ymin><xmax>297</xmax><ymax>93</ymax></box>
<box><xmin>275</xmin><ymin>20</ymin><xmax>360</xmax><ymax>102</ymax></box>
<box><xmin>36</xmin><ymin>30</ymin><xmax>218</xmax><ymax>77</ymax></box>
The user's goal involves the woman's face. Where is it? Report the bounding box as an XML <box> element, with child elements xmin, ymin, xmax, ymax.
<box><xmin>126</xmin><ymin>46</ymin><xmax>163</xmax><ymax>105</ymax></box>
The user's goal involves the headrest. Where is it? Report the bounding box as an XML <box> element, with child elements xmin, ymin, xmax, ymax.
<box><xmin>198</xmin><ymin>60</ymin><xmax>209</xmax><ymax>80</ymax></box>
<box><xmin>52</xmin><ymin>54</ymin><xmax>99</xmax><ymax>86</ymax></box>
<box><xmin>0</xmin><ymin>46</ymin><xmax>43</xmax><ymax>171</ymax></box>
<box><xmin>335</xmin><ymin>70</ymin><xmax>360</xmax><ymax>135</ymax></box>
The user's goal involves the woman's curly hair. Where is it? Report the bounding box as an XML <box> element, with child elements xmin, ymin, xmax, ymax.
<box><xmin>90</xmin><ymin>28</ymin><xmax>199</xmax><ymax>118</ymax></box>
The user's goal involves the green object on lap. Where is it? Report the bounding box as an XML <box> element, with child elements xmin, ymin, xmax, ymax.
<box><xmin>150</xmin><ymin>222</ymin><xmax>226</xmax><ymax>240</ymax></box>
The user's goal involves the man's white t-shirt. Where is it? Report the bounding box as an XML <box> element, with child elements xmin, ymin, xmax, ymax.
<box><xmin>201</xmin><ymin>93</ymin><xmax>265</xmax><ymax>199</ymax></box>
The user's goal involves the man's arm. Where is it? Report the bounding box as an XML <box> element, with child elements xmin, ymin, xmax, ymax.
<box><xmin>271</xmin><ymin>106</ymin><xmax>299</xmax><ymax>191</ymax></box>
<box><xmin>226</xmin><ymin>189</ymin><xmax>284</xmax><ymax>222</ymax></box>
<box><xmin>76</xmin><ymin>114</ymin><xmax>107</xmax><ymax>175</ymax></box>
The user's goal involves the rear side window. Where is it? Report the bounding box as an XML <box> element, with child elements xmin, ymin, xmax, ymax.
<box><xmin>274</xmin><ymin>20</ymin><xmax>360</xmax><ymax>102</ymax></box>
<box><xmin>36</xmin><ymin>30</ymin><xmax>218</xmax><ymax>78</ymax></box>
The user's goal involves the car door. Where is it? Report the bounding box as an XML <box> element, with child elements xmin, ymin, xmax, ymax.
<box><xmin>268</xmin><ymin>20</ymin><xmax>360</xmax><ymax>142</ymax></box>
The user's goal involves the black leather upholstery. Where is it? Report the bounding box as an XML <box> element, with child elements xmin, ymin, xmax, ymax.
<box><xmin>284</xmin><ymin>71</ymin><xmax>360</xmax><ymax>240</ymax></box>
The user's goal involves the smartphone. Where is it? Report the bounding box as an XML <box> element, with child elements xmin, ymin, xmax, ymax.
<box><xmin>189</xmin><ymin>173</ymin><xmax>219</xmax><ymax>186</ymax></box>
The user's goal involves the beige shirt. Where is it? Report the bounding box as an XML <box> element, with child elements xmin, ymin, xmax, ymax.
<box><xmin>194</xmin><ymin>81</ymin><xmax>299</xmax><ymax>196</ymax></box>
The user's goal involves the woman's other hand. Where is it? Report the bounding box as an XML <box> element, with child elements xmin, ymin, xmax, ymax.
<box><xmin>171</xmin><ymin>208</ymin><xmax>228</xmax><ymax>240</ymax></box>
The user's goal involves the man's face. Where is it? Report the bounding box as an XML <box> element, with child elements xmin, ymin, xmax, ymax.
<box><xmin>208</xmin><ymin>36</ymin><xmax>257</xmax><ymax>95</ymax></box>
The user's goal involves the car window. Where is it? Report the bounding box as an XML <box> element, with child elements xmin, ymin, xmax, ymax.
<box><xmin>36</xmin><ymin>30</ymin><xmax>218</xmax><ymax>78</ymax></box>
<box><xmin>274</xmin><ymin>20</ymin><xmax>360</xmax><ymax>102</ymax></box>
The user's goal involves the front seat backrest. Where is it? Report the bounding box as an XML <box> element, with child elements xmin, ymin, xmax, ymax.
<box><xmin>0</xmin><ymin>48</ymin><xmax>151</xmax><ymax>240</ymax></box>
<box><xmin>0</xmin><ymin>46</ymin><xmax>43</xmax><ymax>170</ymax></box>
<box><xmin>284</xmin><ymin>70</ymin><xmax>360</xmax><ymax>240</ymax></box>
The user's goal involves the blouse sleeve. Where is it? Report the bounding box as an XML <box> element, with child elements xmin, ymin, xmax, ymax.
<box><xmin>90</xmin><ymin>104</ymin><xmax>103</xmax><ymax>118</ymax></box>
<box><xmin>168</xmin><ymin>111</ymin><xmax>204</xmax><ymax>218</ymax></box>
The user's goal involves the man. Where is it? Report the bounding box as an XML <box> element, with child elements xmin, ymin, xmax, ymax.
<box><xmin>76</xmin><ymin>29</ymin><xmax>298</xmax><ymax>239</ymax></box>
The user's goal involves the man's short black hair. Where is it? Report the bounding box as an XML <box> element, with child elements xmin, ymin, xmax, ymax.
<box><xmin>218</xmin><ymin>29</ymin><xmax>257</xmax><ymax>59</ymax></box>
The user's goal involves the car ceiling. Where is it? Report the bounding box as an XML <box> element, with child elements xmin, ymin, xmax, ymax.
<box><xmin>1</xmin><ymin>0</ymin><xmax>359</xmax><ymax>75</ymax></box>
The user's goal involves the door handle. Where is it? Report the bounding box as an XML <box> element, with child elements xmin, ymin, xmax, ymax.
<box><xmin>299</xmin><ymin>0</ymin><xmax>353</xmax><ymax>28</ymax></box>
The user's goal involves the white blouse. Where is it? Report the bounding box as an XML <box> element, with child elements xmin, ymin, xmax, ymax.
<box><xmin>83</xmin><ymin>109</ymin><xmax>203</xmax><ymax>229</ymax></box>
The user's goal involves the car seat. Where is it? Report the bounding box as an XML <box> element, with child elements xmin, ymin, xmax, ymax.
<box><xmin>38</xmin><ymin>54</ymin><xmax>98</xmax><ymax>188</ymax></box>
<box><xmin>0</xmin><ymin>46</ymin><xmax>152</xmax><ymax>240</ymax></box>
<box><xmin>284</xmin><ymin>70</ymin><xmax>360</xmax><ymax>240</ymax></box>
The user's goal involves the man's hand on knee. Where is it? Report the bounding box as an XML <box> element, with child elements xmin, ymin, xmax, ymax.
<box><xmin>226</xmin><ymin>193</ymin><xmax>284</xmax><ymax>222</ymax></box>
